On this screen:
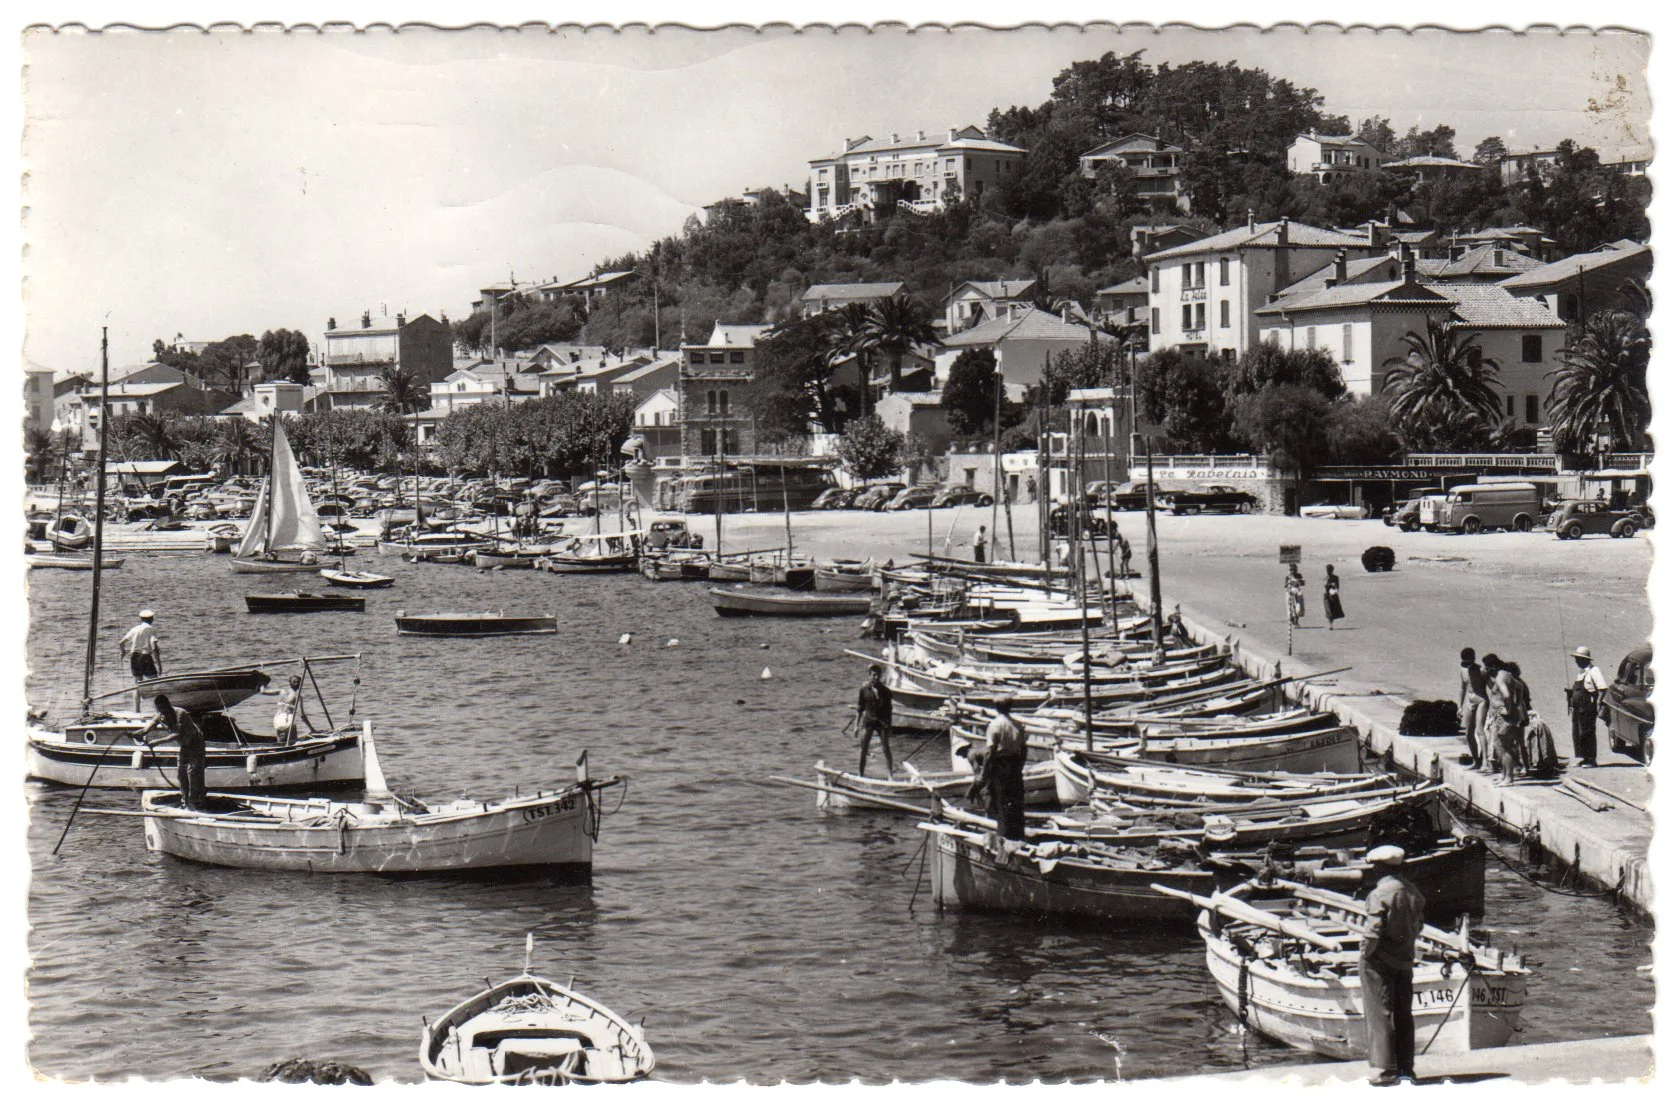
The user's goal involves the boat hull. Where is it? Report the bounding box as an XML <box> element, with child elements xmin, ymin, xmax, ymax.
<box><xmin>395</xmin><ymin>614</ymin><xmax>558</xmax><ymax>636</ymax></box>
<box><xmin>140</xmin><ymin>783</ymin><xmax>611</xmax><ymax>873</ymax></box>
<box><xmin>320</xmin><ymin>569</ymin><xmax>395</xmax><ymax>589</ymax></box>
<box><xmin>245</xmin><ymin>594</ymin><xmax>366</xmax><ymax>613</ymax></box>
<box><xmin>539</xmin><ymin>555</ymin><xmax>638</xmax><ymax>573</ymax></box>
<box><xmin>813</xmin><ymin>569</ymin><xmax>875</xmax><ymax>593</ymax></box>
<box><xmin>709</xmin><ymin>586</ymin><xmax>873</xmax><ymax>617</ymax></box>
<box><xmin>812</xmin><ymin>760</ymin><xmax>1058</xmax><ymax>814</ymax></box>
<box><xmin>135</xmin><ymin>668</ymin><xmax>272</xmax><ymax>712</ymax></box>
<box><xmin>230</xmin><ymin>558</ymin><xmax>323</xmax><ymax>575</ymax></box>
<box><xmin>27</xmin><ymin>730</ymin><xmax>364</xmax><ymax>790</ymax></box>
<box><xmin>26</xmin><ymin>553</ymin><xmax>126</xmax><ymax>570</ymax></box>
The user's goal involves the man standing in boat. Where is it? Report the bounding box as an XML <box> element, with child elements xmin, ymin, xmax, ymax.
<box><xmin>855</xmin><ymin>664</ymin><xmax>895</xmax><ymax>778</ymax></box>
<box><xmin>1360</xmin><ymin>845</ymin><xmax>1424</xmax><ymax>1085</ymax></box>
<box><xmin>984</xmin><ymin>697</ymin><xmax>1027</xmax><ymax>842</ymax></box>
<box><xmin>152</xmin><ymin>695</ymin><xmax>207</xmax><ymax>812</ymax></box>
<box><xmin>120</xmin><ymin>609</ymin><xmax>163</xmax><ymax>681</ymax></box>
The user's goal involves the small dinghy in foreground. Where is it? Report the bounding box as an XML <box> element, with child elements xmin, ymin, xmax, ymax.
<box><xmin>421</xmin><ymin>935</ymin><xmax>655</xmax><ymax>1085</ymax></box>
<box><xmin>320</xmin><ymin>568</ymin><xmax>395</xmax><ymax>589</ymax></box>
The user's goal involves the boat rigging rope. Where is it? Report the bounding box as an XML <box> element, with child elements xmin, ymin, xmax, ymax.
<box><xmin>1440</xmin><ymin>805</ymin><xmax>1626</xmax><ymax>899</ymax></box>
<box><xmin>1417</xmin><ymin>971</ymin><xmax>1474</xmax><ymax>1055</ymax></box>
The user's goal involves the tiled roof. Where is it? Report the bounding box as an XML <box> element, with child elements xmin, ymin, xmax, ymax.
<box><xmin>684</xmin><ymin>323</ymin><xmax>773</xmax><ymax>350</ymax></box>
<box><xmin>219</xmin><ymin>396</ymin><xmax>255</xmax><ymax>415</ymax></box>
<box><xmin>940</xmin><ymin>138</ymin><xmax>1027</xmax><ymax>154</ymax></box>
<box><xmin>1146</xmin><ymin>220</ymin><xmax>1371</xmax><ymax>261</ymax></box>
<box><xmin>802</xmin><ymin>282</ymin><xmax>904</xmax><ymax>302</ymax></box>
<box><xmin>941</xmin><ymin>307</ymin><xmax>1111</xmax><ymax>347</ymax></box>
<box><xmin>1255</xmin><ymin>279</ymin><xmax>1451</xmax><ymax>316</ymax></box>
<box><xmin>1427</xmin><ymin>283</ymin><xmax>1568</xmax><ymax>329</ymax></box>
<box><xmin>1434</xmin><ymin>244</ymin><xmax>1542</xmax><ymax>279</ymax></box>
<box><xmin>1384</xmin><ymin>155</ymin><xmax>1483</xmax><ymax>170</ymax></box>
<box><xmin>612</xmin><ymin>358</ymin><xmax>680</xmax><ymax>385</ymax></box>
<box><xmin>952</xmin><ymin>278</ymin><xmax>1037</xmax><ymax>301</ymax></box>
<box><xmin>1276</xmin><ymin>255</ymin><xmax>1403</xmax><ymax>298</ymax></box>
<box><xmin>88</xmin><ymin>381</ymin><xmax>184</xmax><ymax>398</ymax></box>
<box><xmin>1081</xmin><ymin>133</ymin><xmax>1184</xmax><ymax>157</ymax></box>
<box><xmin>1097</xmin><ymin>276</ymin><xmax>1149</xmax><ymax>296</ymax></box>
<box><xmin>1498</xmin><ymin>244</ymin><xmax>1652</xmax><ymax>291</ymax></box>
<box><xmin>565</xmin><ymin>270</ymin><xmax>637</xmax><ymax>291</ymax></box>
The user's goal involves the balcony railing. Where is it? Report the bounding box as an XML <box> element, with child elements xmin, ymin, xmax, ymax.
<box><xmin>324</xmin><ymin>353</ymin><xmax>397</xmax><ymax>366</ymax></box>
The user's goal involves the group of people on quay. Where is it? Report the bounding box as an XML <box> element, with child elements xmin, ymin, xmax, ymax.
<box><xmin>1456</xmin><ymin>645</ymin><xmax>1573</xmax><ymax>785</ymax></box>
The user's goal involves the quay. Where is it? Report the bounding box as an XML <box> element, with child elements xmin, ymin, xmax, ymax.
<box><xmin>1145</xmin><ymin>1033</ymin><xmax>1652</xmax><ymax>1085</ymax></box>
<box><xmin>1160</xmin><ymin>591</ymin><xmax>1653</xmax><ymax>917</ymax></box>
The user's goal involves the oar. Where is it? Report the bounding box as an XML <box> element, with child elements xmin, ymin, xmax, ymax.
<box><xmin>1149</xmin><ymin>883</ymin><xmax>1341</xmax><ymax>950</ymax></box>
<box><xmin>52</xmin><ymin>715</ymin><xmax>161</xmax><ymax>855</ymax></box>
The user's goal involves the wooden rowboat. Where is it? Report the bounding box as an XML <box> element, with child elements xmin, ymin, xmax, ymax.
<box><xmin>1173</xmin><ymin>878</ymin><xmax>1527</xmax><ymax>1058</ymax></box>
<box><xmin>230</xmin><ymin>557</ymin><xmax>323</xmax><ymax>575</ymax></box>
<box><xmin>920</xmin><ymin>822</ymin><xmax>1486</xmax><ymax>924</ymax></box>
<box><xmin>778</xmin><ymin>759</ymin><xmax>1059</xmax><ymax>814</ymax></box>
<box><xmin>421</xmin><ymin>955</ymin><xmax>654</xmax><ymax>1084</ymax></box>
<box><xmin>25</xmin><ymin>552</ymin><xmax>126</xmax><ymax>570</ymax></box>
<box><xmin>245</xmin><ymin>592</ymin><xmax>367</xmax><ymax>614</ymax></box>
<box><xmin>135</xmin><ymin>666</ymin><xmax>273</xmax><ymax>712</ymax></box>
<box><xmin>320</xmin><ymin>568</ymin><xmax>395</xmax><ymax>589</ymax></box>
<box><xmin>395</xmin><ymin>612</ymin><xmax>558</xmax><ymax>637</ymax></box>
<box><xmin>709</xmin><ymin>586</ymin><xmax>873</xmax><ymax>617</ymax></box>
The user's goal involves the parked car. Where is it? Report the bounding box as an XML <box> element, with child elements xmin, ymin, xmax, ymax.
<box><xmin>1160</xmin><ymin>484</ymin><xmax>1257</xmax><ymax>515</ymax></box>
<box><xmin>932</xmin><ymin>486</ymin><xmax>993</xmax><ymax>508</ymax></box>
<box><xmin>852</xmin><ymin>483</ymin><xmax>906</xmax><ymax>511</ymax></box>
<box><xmin>1418</xmin><ymin>482</ymin><xmax>1542</xmax><ymax>533</ymax></box>
<box><xmin>1602</xmin><ymin>644</ymin><xmax>1654</xmax><ymax>763</ymax></box>
<box><xmin>1546</xmin><ymin>499</ymin><xmax>1645</xmax><ymax>540</ymax></box>
<box><xmin>1085</xmin><ymin>481</ymin><xmax>1153</xmax><ymax>510</ymax></box>
<box><xmin>884</xmin><ymin>486</ymin><xmax>939</xmax><ymax>511</ymax></box>
<box><xmin>1048</xmin><ymin>504</ymin><xmax>1112</xmax><ymax>538</ymax></box>
<box><xmin>812</xmin><ymin>487</ymin><xmax>859</xmax><ymax>510</ymax></box>
<box><xmin>1386</xmin><ymin>494</ymin><xmax>1447</xmax><ymax>532</ymax></box>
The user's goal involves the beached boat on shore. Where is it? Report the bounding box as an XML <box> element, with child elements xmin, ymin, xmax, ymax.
<box><xmin>25</xmin><ymin>551</ymin><xmax>126</xmax><ymax>570</ymax></box>
<box><xmin>709</xmin><ymin>586</ymin><xmax>873</xmax><ymax>617</ymax></box>
<box><xmin>539</xmin><ymin>531</ymin><xmax>641</xmax><ymax>574</ymax></box>
<box><xmin>1168</xmin><ymin>878</ymin><xmax>1527</xmax><ymax>1058</ymax></box>
<box><xmin>421</xmin><ymin>942</ymin><xmax>655</xmax><ymax>1085</ymax></box>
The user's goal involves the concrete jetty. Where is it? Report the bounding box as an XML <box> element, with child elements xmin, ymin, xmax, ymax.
<box><xmin>1143</xmin><ymin>1033</ymin><xmax>1652</xmax><ymax>1085</ymax></box>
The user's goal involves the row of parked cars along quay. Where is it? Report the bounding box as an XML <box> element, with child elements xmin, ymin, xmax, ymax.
<box><xmin>1382</xmin><ymin>482</ymin><xmax>1654</xmax><ymax>538</ymax></box>
<box><xmin>819</xmin><ymin>480</ymin><xmax>1259</xmax><ymax>516</ymax></box>
<box><xmin>813</xmin><ymin>484</ymin><xmax>995</xmax><ymax>511</ymax></box>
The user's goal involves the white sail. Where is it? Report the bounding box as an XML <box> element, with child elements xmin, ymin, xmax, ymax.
<box><xmin>232</xmin><ymin>421</ymin><xmax>327</xmax><ymax>557</ymax></box>
<box><xmin>268</xmin><ymin>422</ymin><xmax>327</xmax><ymax>551</ymax></box>
<box><xmin>233</xmin><ymin>479</ymin><xmax>271</xmax><ymax>558</ymax></box>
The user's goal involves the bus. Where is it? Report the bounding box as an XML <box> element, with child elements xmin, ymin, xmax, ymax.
<box><xmin>664</xmin><ymin>463</ymin><xmax>836</xmax><ymax>514</ymax></box>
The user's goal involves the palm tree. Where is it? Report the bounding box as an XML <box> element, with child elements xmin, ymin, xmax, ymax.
<box><xmin>863</xmin><ymin>294</ymin><xmax>938</xmax><ymax>391</ymax></box>
<box><xmin>825</xmin><ymin>302</ymin><xmax>877</xmax><ymax>417</ymax></box>
<box><xmin>213</xmin><ymin>417</ymin><xmax>266</xmax><ymax>476</ymax></box>
<box><xmin>1380</xmin><ymin>318</ymin><xmax>1505</xmax><ymax>448</ymax></box>
<box><xmin>374</xmin><ymin>365</ymin><xmax>429</xmax><ymax>415</ymax></box>
<box><xmin>124</xmin><ymin>412</ymin><xmax>183</xmax><ymax>462</ymax></box>
<box><xmin>1546</xmin><ymin>309</ymin><xmax>1651</xmax><ymax>456</ymax></box>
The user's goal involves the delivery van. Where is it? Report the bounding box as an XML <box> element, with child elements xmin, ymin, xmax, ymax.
<box><xmin>1417</xmin><ymin>481</ymin><xmax>1542</xmax><ymax>534</ymax></box>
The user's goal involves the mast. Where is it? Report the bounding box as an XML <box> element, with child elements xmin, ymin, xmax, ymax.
<box><xmin>780</xmin><ymin>464</ymin><xmax>794</xmax><ymax>561</ymax></box>
<box><xmin>1075</xmin><ymin>406</ymin><xmax>1093</xmax><ymax>750</ymax></box>
<box><xmin>80</xmin><ymin>328</ymin><xmax>110</xmax><ymax>715</ymax></box>
<box><xmin>410</xmin><ymin>402</ymin><xmax>421</xmax><ymax>545</ymax></box>
<box><xmin>989</xmin><ymin>361</ymin><xmax>1001</xmax><ymax>560</ymax></box>
<box><xmin>1103</xmin><ymin>390</ymin><xmax>1117</xmax><ymax>611</ymax></box>
<box><xmin>1145</xmin><ymin>438</ymin><xmax>1164</xmax><ymax>648</ymax></box>
<box><xmin>714</xmin><ymin>431</ymin><xmax>724</xmax><ymax>559</ymax></box>
<box><xmin>265</xmin><ymin>403</ymin><xmax>279</xmax><ymax>553</ymax></box>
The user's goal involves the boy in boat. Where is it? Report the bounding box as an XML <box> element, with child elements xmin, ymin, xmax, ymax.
<box><xmin>855</xmin><ymin>665</ymin><xmax>895</xmax><ymax>778</ymax></box>
<box><xmin>267</xmin><ymin>675</ymin><xmax>311</xmax><ymax>746</ymax></box>
<box><xmin>1360</xmin><ymin>845</ymin><xmax>1423</xmax><ymax>1085</ymax></box>
<box><xmin>120</xmin><ymin>609</ymin><xmax>163</xmax><ymax>683</ymax></box>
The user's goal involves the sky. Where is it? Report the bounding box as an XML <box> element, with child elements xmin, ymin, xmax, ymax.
<box><xmin>18</xmin><ymin>19</ymin><xmax>1654</xmax><ymax>378</ymax></box>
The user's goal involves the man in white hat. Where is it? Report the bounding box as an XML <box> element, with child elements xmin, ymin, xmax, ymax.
<box><xmin>1361</xmin><ymin>845</ymin><xmax>1424</xmax><ymax>1084</ymax></box>
<box><xmin>119</xmin><ymin>609</ymin><xmax>163</xmax><ymax>682</ymax></box>
<box><xmin>1567</xmin><ymin>646</ymin><xmax>1608</xmax><ymax>768</ymax></box>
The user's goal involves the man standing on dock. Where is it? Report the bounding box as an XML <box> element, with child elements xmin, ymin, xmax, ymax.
<box><xmin>984</xmin><ymin>698</ymin><xmax>1027</xmax><ymax>841</ymax></box>
<box><xmin>1567</xmin><ymin>646</ymin><xmax>1608</xmax><ymax>768</ymax></box>
<box><xmin>1458</xmin><ymin>648</ymin><xmax>1488</xmax><ymax>771</ymax></box>
<box><xmin>120</xmin><ymin>609</ymin><xmax>163</xmax><ymax>681</ymax></box>
<box><xmin>855</xmin><ymin>665</ymin><xmax>895</xmax><ymax>778</ymax></box>
<box><xmin>973</xmin><ymin>525</ymin><xmax>988</xmax><ymax>564</ymax></box>
<box><xmin>1360</xmin><ymin>845</ymin><xmax>1424</xmax><ymax>1085</ymax></box>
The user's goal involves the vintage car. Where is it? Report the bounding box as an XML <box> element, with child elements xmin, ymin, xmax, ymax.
<box><xmin>1385</xmin><ymin>494</ymin><xmax>1447</xmax><ymax>531</ymax></box>
<box><xmin>931</xmin><ymin>486</ymin><xmax>993</xmax><ymax>508</ymax></box>
<box><xmin>1085</xmin><ymin>481</ymin><xmax>1154</xmax><ymax>511</ymax></box>
<box><xmin>811</xmin><ymin>487</ymin><xmax>860</xmax><ymax>510</ymax></box>
<box><xmin>1047</xmin><ymin>504</ymin><xmax>1113</xmax><ymax>538</ymax></box>
<box><xmin>1602</xmin><ymin>644</ymin><xmax>1654</xmax><ymax>763</ymax></box>
<box><xmin>1159</xmin><ymin>484</ymin><xmax>1258</xmax><ymax>515</ymax></box>
<box><xmin>852</xmin><ymin>483</ymin><xmax>907</xmax><ymax>511</ymax></box>
<box><xmin>1546</xmin><ymin>499</ymin><xmax>1645</xmax><ymax>540</ymax></box>
<box><xmin>883</xmin><ymin>486</ymin><xmax>939</xmax><ymax>511</ymax></box>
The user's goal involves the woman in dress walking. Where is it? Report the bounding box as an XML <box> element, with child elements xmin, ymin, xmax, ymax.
<box><xmin>1323</xmin><ymin>564</ymin><xmax>1345</xmax><ymax>629</ymax></box>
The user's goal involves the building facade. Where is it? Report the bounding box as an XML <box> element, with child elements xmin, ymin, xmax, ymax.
<box><xmin>806</xmin><ymin>126</ymin><xmax>1025</xmax><ymax>222</ymax></box>
<box><xmin>1077</xmin><ymin>133</ymin><xmax>1187</xmax><ymax>210</ymax></box>
<box><xmin>317</xmin><ymin>312</ymin><xmax>454</xmax><ymax>410</ymax></box>
<box><xmin>1145</xmin><ymin>217</ymin><xmax>1385</xmax><ymax>360</ymax></box>
<box><xmin>800</xmin><ymin>282</ymin><xmax>904</xmax><ymax>318</ymax></box>
<box><xmin>942</xmin><ymin>279</ymin><xmax>1037</xmax><ymax>333</ymax></box>
<box><xmin>937</xmin><ymin>306</ymin><xmax>1114</xmax><ymax>388</ymax></box>
<box><xmin>24</xmin><ymin>367</ymin><xmax>54</xmax><ymax>435</ymax></box>
<box><xmin>677</xmin><ymin>323</ymin><xmax>772</xmax><ymax>458</ymax></box>
<box><xmin>1287</xmin><ymin>133</ymin><xmax>1390</xmax><ymax>179</ymax></box>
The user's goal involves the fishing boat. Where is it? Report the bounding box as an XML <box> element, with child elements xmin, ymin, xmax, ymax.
<box><xmin>380</xmin><ymin>530</ymin><xmax>492</xmax><ymax>559</ymax></box>
<box><xmin>395</xmin><ymin>612</ymin><xmax>558</xmax><ymax>637</ymax></box>
<box><xmin>539</xmin><ymin>531</ymin><xmax>642</xmax><ymax>574</ymax></box>
<box><xmin>472</xmin><ymin>545</ymin><xmax>547</xmax><ymax>570</ymax></box>
<box><xmin>203</xmin><ymin>521</ymin><xmax>242</xmax><ymax>552</ymax></box>
<box><xmin>639</xmin><ymin>551</ymin><xmax>714</xmax><ymax>581</ymax></box>
<box><xmin>813</xmin><ymin>560</ymin><xmax>876</xmax><ymax>593</ymax></box>
<box><xmin>135</xmin><ymin>666</ymin><xmax>273</xmax><ymax>712</ymax></box>
<box><xmin>25</xmin><ymin>550</ymin><xmax>125</xmax><ymax>571</ymax></box>
<box><xmin>230</xmin><ymin>418</ymin><xmax>328</xmax><ymax>575</ymax></box>
<box><xmin>421</xmin><ymin>937</ymin><xmax>655</xmax><ymax>1085</ymax></box>
<box><xmin>320</xmin><ymin>568</ymin><xmax>395</xmax><ymax>589</ymax></box>
<box><xmin>749</xmin><ymin>555</ymin><xmax>816</xmax><ymax>590</ymax></box>
<box><xmin>777</xmin><ymin>759</ymin><xmax>1058</xmax><ymax>814</ymax></box>
<box><xmin>707</xmin><ymin>559</ymin><xmax>751</xmax><ymax>582</ymax></box>
<box><xmin>1051</xmin><ymin>750</ymin><xmax>1396</xmax><ymax>808</ymax></box>
<box><xmin>709</xmin><ymin>586</ymin><xmax>874</xmax><ymax>617</ymax></box>
<box><xmin>245</xmin><ymin>592</ymin><xmax>367</xmax><ymax>614</ymax></box>
<box><xmin>134</xmin><ymin>733</ymin><xmax>622</xmax><ymax>874</ymax></box>
<box><xmin>27</xmin><ymin>715</ymin><xmax>365</xmax><ymax>791</ymax></box>
<box><xmin>921</xmin><ymin>822</ymin><xmax>1487</xmax><ymax>924</ymax></box>
<box><xmin>1163</xmin><ymin>878</ymin><xmax>1528</xmax><ymax>1058</ymax></box>
<box><xmin>45</xmin><ymin>512</ymin><xmax>94</xmax><ymax>551</ymax></box>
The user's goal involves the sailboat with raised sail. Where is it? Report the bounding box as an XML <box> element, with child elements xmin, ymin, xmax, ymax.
<box><xmin>230</xmin><ymin>414</ymin><xmax>328</xmax><ymax>574</ymax></box>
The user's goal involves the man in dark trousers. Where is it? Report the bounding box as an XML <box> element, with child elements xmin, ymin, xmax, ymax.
<box><xmin>153</xmin><ymin>694</ymin><xmax>208</xmax><ymax>811</ymax></box>
<box><xmin>854</xmin><ymin>664</ymin><xmax>894</xmax><ymax>778</ymax></box>
<box><xmin>1567</xmin><ymin>645</ymin><xmax>1608</xmax><ymax>768</ymax></box>
<box><xmin>1361</xmin><ymin>845</ymin><xmax>1425</xmax><ymax>1085</ymax></box>
<box><xmin>973</xmin><ymin>525</ymin><xmax>988</xmax><ymax>564</ymax></box>
<box><xmin>984</xmin><ymin>697</ymin><xmax>1027</xmax><ymax>841</ymax></box>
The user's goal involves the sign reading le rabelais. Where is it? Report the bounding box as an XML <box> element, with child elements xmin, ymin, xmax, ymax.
<box><xmin>1278</xmin><ymin>545</ymin><xmax>1302</xmax><ymax>565</ymax></box>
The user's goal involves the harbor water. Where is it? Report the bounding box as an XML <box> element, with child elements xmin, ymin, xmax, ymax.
<box><xmin>24</xmin><ymin>552</ymin><xmax>1654</xmax><ymax>1082</ymax></box>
